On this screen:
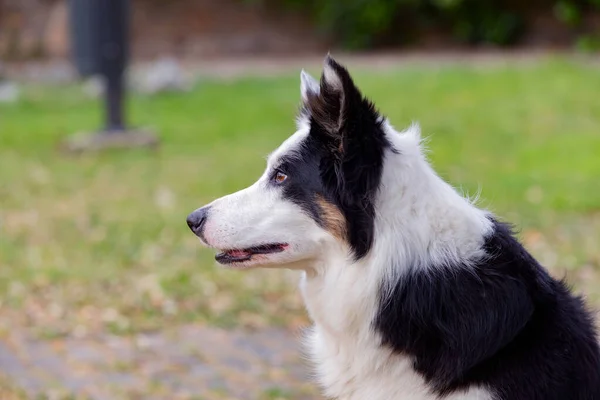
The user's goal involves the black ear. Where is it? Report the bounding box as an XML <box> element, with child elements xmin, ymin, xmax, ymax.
<box><xmin>303</xmin><ymin>55</ymin><xmax>385</xmax><ymax>158</ymax></box>
<box><xmin>304</xmin><ymin>55</ymin><xmax>364</xmax><ymax>136</ymax></box>
<box><xmin>301</xmin><ymin>55</ymin><xmax>392</xmax><ymax>259</ymax></box>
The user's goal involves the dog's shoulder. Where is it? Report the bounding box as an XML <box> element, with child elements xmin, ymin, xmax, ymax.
<box><xmin>374</xmin><ymin>217</ymin><xmax>600</xmax><ymax>399</ymax></box>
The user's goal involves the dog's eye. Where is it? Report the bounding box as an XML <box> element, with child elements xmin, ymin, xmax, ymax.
<box><xmin>274</xmin><ymin>171</ymin><xmax>288</xmax><ymax>184</ymax></box>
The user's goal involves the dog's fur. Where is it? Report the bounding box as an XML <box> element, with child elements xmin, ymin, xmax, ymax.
<box><xmin>187</xmin><ymin>56</ymin><xmax>600</xmax><ymax>400</ymax></box>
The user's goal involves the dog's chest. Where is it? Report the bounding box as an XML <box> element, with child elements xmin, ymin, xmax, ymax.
<box><xmin>303</xmin><ymin>327</ymin><xmax>492</xmax><ymax>400</ymax></box>
<box><xmin>299</xmin><ymin>271</ymin><xmax>431</xmax><ymax>399</ymax></box>
<box><xmin>305</xmin><ymin>326</ymin><xmax>427</xmax><ymax>400</ymax></box>
<box><xmin>299</xmin><ymin>272</ymin><xmax>493</xmax><ymax>400</ymax></box>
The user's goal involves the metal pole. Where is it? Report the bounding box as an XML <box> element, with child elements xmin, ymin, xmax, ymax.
<box><xmin>100</xmin><ymin>0</ymin><xmax>129</xmax><ymax>133</ymax></box>
<box><xmin>63</xmin><ymin>0</ymin><xmax>158</xmax><ymax>152</ymax></box>
<box><xmin>105</xmin><ymin>69</ymin><xmax>125</xmax><ymax>132</ymax></box>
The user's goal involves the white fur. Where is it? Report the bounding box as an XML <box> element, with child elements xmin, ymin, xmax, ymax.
<box><xmin>300</xmin><ymin>70</ymin><xmax>320</xmax><ymax>102</ymax></box>
<box><xmin>198</xmin><ymin>70</ymin><xmax>496</xmax><ymax>399</ymax></box>
<box><xmin>200</xmin><ymin>125</ymin><xmax>339</xmax><ymax>270</ymax></box>
<box><xmin>323</xmin><ymin>60</ymin><xmax>343</xmax><ymax>91</ymax></box>
<box><xmin>299</xmin><ymin>122</ymin><xmax>494</xmax><ymax>400</ymax></box>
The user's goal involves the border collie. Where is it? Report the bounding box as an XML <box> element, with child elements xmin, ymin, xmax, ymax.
<box><xmin>187</xmin><ymin>55</ymin><xmax>600</xmax><ymax>400</ymax></box>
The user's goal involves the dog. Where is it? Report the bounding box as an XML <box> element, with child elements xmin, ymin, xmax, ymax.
<box><xmin>187</xmin><ymin>55</ymin><xmax>600</xmax><ymax>400</ymax></box>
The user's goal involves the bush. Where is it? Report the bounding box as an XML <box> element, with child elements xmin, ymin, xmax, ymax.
<box><xmin>270</xmin><ymin>0</ymin><xmax>600</xmax><ymax>49</ymax></box>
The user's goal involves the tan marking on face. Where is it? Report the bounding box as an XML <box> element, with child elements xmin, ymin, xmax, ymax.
<box><xmin>317</xmin><ymin>195</ymin><xmax>348</xmax><ymax>242</ymax></box>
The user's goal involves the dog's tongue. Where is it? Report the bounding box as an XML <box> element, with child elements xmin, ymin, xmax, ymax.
<box><xmin>227</xmin><ymin>249</ymin><xmax>250</xmax><ymax>258</ymax></box>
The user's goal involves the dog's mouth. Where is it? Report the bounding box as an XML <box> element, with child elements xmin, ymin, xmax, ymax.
<box><xmin>215</xmin><ymin>243</ymin><xmax>288</xmax><ymax>264</ymax></box>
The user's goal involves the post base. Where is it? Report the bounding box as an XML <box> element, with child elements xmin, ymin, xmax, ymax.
<box><xmin>60</xmin><ymin>128</ymin><xmax>159</xmax><ymax>153</ymax></box>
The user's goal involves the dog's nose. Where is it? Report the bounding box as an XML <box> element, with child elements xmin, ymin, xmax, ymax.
<box><xmin>186</xmin><ymin>207</ymin><xmax>209</xmax><ymax>236</ymax></box>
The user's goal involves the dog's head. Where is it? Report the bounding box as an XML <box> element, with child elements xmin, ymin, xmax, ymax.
<box><xmin>187</xmin><ymin>56</ymin><xmax>396</xmax><ymax>270</ymax></box>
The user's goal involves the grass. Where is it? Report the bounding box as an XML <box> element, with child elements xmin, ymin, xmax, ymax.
<box><xmin>1</xmin><ymin>58</ymin><xmax>600</xmax><ymax>339</ymax></box>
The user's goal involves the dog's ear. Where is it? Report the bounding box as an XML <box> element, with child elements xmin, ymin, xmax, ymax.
<box><xmin>302</xmin><ymin>55</ymin><xmax>382</xmax><ymax>157</ymax></box>
<box><xmin>302</xmin><ymin>56</ymin><xmax>390</xmax><ymax>259</ymax></box>
<box><xmin>300</xmin><ymin>69</ymin><xmax>320</xmax><ymax>103</ymax></box>
<box><xmin>303</xmin><ymin>55</ymin><xmax>357</xmax><ymax>136</ymax></box>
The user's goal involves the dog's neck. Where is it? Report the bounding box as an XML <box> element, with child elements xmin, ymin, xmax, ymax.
<box><xmin>299</xmin><ymin>132</ymin><xmax>493</xmax><ymax>340</ymax></box>
<box><xmin>300</xmin><ymin>251</ymin><xmax>378</xmax><ymax>338</ymax></box>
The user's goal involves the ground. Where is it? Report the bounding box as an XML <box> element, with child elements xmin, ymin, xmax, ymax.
<box><xmin>1</xmin><ymin>55</ymin><xmax>599</xmax><ymax>399</ymax></box>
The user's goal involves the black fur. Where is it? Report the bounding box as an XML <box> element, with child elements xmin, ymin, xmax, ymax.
<box><xmin>280</xmin><ymin>57</ymin><xmax>392</xmax><ymax>258</ymax></box>
<box><xmin>375</xmin><ymin>219</ymin><xmax>600</xmax><ymax>399</ymax></box>
<box><xmin>275</xmin><ymin>142</ymin><xmax>330</xmax><ymax>225</ymax></box>
<box><xmin>282</xmin><ymin>56</ymin><xmax>600</xmax><ymax>399</ymax></box>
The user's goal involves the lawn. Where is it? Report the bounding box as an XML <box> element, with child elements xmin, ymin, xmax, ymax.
<box><xmin>1</xmin><ymin>57</ymin><xmax>600</xmax><ymax>341</ymax></box>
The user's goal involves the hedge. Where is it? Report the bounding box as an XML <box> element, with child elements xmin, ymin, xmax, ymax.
<box><xmin>256</xmin><ymin>0</ymin><xmax>600</xmax><ymax>50</ymax></box>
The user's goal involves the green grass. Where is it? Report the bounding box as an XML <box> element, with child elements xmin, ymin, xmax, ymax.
<box><xmin>1</xmin><ymin>58</ymin><xmax>600</xmax><ymax>337</ymax></box>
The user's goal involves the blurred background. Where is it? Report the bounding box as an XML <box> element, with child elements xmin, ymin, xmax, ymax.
<box><xmin>0</xmin><ymin>0</ymin><xmax>599</xmax><ymax>399</ymax></box>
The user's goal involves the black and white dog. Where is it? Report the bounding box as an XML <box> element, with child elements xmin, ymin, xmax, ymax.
<box><xmin>187</xmin><ymin>56</ymin><xmax>600</xmax><ymax>400</ymax></box>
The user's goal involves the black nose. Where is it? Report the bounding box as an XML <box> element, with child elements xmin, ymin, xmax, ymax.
<box><xmin>186</xmin><ymin>207</ymin><xmax>209</xmax><ymax>237</ymax></box>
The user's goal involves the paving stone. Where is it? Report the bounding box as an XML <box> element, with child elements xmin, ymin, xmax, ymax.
<box><xmin>0</xmin><ymin>325</ymin><xmax>319</xmax><ymax>399</ymax></box>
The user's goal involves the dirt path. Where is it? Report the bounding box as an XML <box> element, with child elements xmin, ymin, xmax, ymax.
<box><xmin>5</xmin><ymin>50</ymin><xmax>599</xmax><ymax>84</ymax></box>
<box><xmin>0</xmin><ymin>325</ymin><xmax>317</xmax><ymax>399</ymax></box>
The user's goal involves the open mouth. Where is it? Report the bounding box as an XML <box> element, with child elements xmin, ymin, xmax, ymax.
<box><xmin>215</xmin><ymin>243</ymin><xmax>288</xmax><ymax>264</ymax></box>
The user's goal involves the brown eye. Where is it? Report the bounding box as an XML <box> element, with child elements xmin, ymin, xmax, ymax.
<box><xmin>274</xmin><ymin>171</ymin><xmax>288</xmax><ymax>184</ymax></box>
